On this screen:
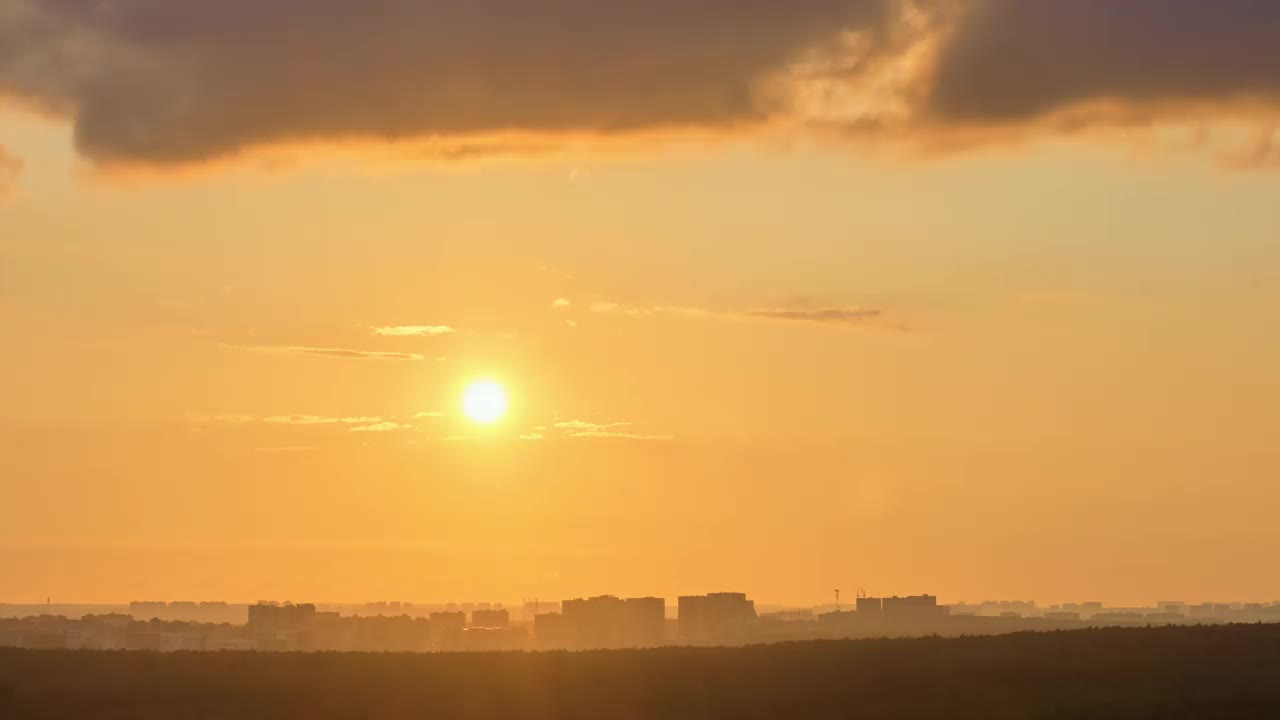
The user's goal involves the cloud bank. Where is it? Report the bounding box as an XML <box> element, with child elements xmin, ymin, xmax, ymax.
<box><xmin>0</xmin><ymin>0</ymin><xmax>893</xmax><ymax>164</ymax></box>
<box><xmin>927</xmin><ymin>0</ymin><xmax>1280</xmax><ymax>125</ymax></box>
<box><xmin>4</xmin><ymin>0</ymin><xmax>1280</xmax><ymax>165</ymax></box>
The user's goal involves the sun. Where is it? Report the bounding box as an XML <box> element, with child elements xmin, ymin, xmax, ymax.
<box><xmin>463</xmin><ymin>380</ymin><xmax>508</xmax><ymax>424</ymax></box>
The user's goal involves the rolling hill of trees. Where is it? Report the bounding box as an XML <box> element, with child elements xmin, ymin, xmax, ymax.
<box><xmin>3</xmin><ymin>623</ymin><xmax>1280</xmax><ymax>719</ymax></box>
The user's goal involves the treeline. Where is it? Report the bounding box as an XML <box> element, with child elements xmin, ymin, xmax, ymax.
<box><xmin>2</xmin><ymin>623</ymin><xmax>1280</xmax><ymax>719</ymax></box>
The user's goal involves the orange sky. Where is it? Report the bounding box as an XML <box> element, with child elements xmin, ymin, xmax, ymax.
<box><xmin>3</xmin><ymin>0</ymin><xmax>1280</xmax><ymax>607</ymax></box>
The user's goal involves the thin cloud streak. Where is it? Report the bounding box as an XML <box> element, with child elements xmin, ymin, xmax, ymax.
<box><xmin>190</xmin><ymin>413</ymin><xmax>255</xmax><ymax>424</ymax></box>
<box><xmin>223</xmin><ymin>343</ymin><xmax>425</xmax><ymax>361</ymax></box>
<box><xmin>264</xmin><ymin>415</ymin><xmax>383</xmax><ymax>426</ymax></box>
<box><xmin>0</xmin><ymin>146</ymin><xmax>21</xmax><ymax>199</ymax></box>
<box><xmin>570</xmin><ymin>431</ymin><xmax>675</xmax><ymax>441</ymax></box>
<box><xmin>748</xmin><ymin>308</ymin><xmax>883</xmax><ymax>325</ymax></box>
<box><xmin>374</xmin><ymin>326</ymin><xmax>456</xmax><ymax>337</ymax></box>
<box><xmin>589</xmin><ymin>301</ymin><xmax>898</xmax><ymax>329</ymax></box>
<box><xmin>349</xmin><ymin>422</ymin><xmax>412</xmax><ymax>433</ymax></box>
<box><xmin>554</xmin><ymin>420</ymin><xmax>633</xmax><ymax>432</ymax></box>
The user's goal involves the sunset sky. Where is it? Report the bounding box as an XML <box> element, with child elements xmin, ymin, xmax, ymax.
<box><xmin>3</xmin><ymin>0</ymin><xmax>1280</xmax><ymax>607</ymax></box>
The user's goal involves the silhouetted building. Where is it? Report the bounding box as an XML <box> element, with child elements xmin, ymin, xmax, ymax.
<box><xmin>1045</xmin><ymin>612</ymin><xmax>1082</xmax><ymax>621</ymax></box>
<box><xmin>882</xmin><ymin>595</ymin><xmax>946</xmax><ymax>620</ymax></box>
<box><xmin>562</xmin><ymin>596</ymin><xmax>627</xmax><ymax>649</ymax></box>
<box><xmin>247</xmin><ymin>602</ymin><xmax>316</xmax><ymax>632</ymax></box>
<box><xmin>471</xmin><ymin>609</ymin><xmax>510</xmax><ymax>629</ymax></box>
<box><xmin>622</xmin><ymin>597</ymin><xmax>666</xmax><ymax>647</ymax></box>
<box><xmin>554</xmin><ymin>596</ymin><xmax>667</xmax><ymax>649</ymax></box>
<box><xmin>817</xmin><ymin>610</ymin><xmax>856</xmax><ymax>625</ymax></box>
<box><xmin>856</xmin><ymin>597</ymin><xmax>883</xmax><ymax>614</ymax></box>
<box><xmin>522</xmin><ymin>600</ymin><xmax>561</xmax><ymax>621</ymax></box>
<box><xmin>428</xmin><ymin>611</ymin><xmax>466</xmax><ymax>651</ymax></box>
<box><xmin>760</xmin><ymin>610</ymin><xmax>814</xmax><ymax>623</ymax></box>
<box><xmin>678</xmin><ymin>593</ymin><xmax>757</xmax><ymax>643</ymax></box>
<box><xmin>534</xmin><ymin>612</ymin><xmax>572</xmax><ymax>650</ymax></box>
<box><xmin>429</xmin><ymin>611</ymin><xmax>466</xmax><ymax>633</ymax></box>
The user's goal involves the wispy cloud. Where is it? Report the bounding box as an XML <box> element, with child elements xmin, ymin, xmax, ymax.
<box><xmin>0</xmin><ymin>146</ymin><xmax>21</xmax><ymax>200</ymax></box>
<box><xmin>536</xmin><ymin>264</ymin><xmax>575</xmax><ymax>281</ymax></box>
<box><xmin>226</xmin><ymin>344</ymin><xmax>425</xmax><ymax>361</ymax></box>
<box><xmin>747</xmin><ymin>307</ymin><xmax>883</xmax><ymax>325</ymax></box>
<box><xmin>350</xmin><ymin>422</ymin><xmax>412</xmax><ymax>433</ymax></box>
<box><xmin>190</xmin><ymin>413</ymin><xmax>256</xmax><ymax>424</ymax></box>
<box><xmin>569</xmin><ymin>431</ymin><xmax>675</xmax><ymax>441</ymax></box>
<box><xmin>553</xmin><ymin>420</ymin><xmax>633</xmax><ymax>432</ymax></box>
<box><xmin>414</xmin><ymin>411</ymin><xmax>446</xmax><ymax>419</ymax></box>
<box><xmin>264</xmin><ymin>415</ymin><xmax>383</xmax><ymax>426</ymax></box>
<box><xmin>374</xmin><ymin>326</ymin><xmax>456</xmax><ymax>337</ymax></box>
<box><xmin>552</xmin><ymin>298</ymin><xmax>572</xmax><ymax>309</ymax></box>
<box><xmin>589</xmin><ymin>301</ymin><xmax>897</xmax><ymax>329</ymax></box>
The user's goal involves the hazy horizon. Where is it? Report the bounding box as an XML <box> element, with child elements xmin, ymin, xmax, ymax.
<box><xmin>5</xmin><ymin>0</ymin><xmax>1280</xmax><ymax>612</ymax></box>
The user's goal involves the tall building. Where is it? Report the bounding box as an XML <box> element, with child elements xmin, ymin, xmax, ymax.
<box><xmin>429</xmin><ymin>611</ymin><xmax>466</xmax><ymax>633</ymax></box>
<box><xmin>856</xmin><ymin>597</ymin><xmax>883</xmax><ymax>614</ymax></box>
<box><xmin>622</xmin><ymin>597</ymin><xmax>666</xmax><ymax>647</ymax></box>
<box><xmin>470</xmin><ymin>608</ymin><xmax>510</xmax><ymax>629</ymax></box>
<box><xmin>534</xmin><ymin>612</ymin><xmax>572</xmax><ymax>650</ymax></box>
<box><xmin>247</xmin><ymin>602</ymin><xmax>316</xmax><ymax>632</ymax></box>
<box><xmin>678</xmin><ymin>593</ymin><xmax>757</xmax><ymax>643</ymax></box>
<box><xmin>553</xmin><ymin>596</ymin><xmax>667</xmax><ymax>649</ymax></box>
<box><xmin>562</xmin><ymin>595</ymin><xmax>627</xmax><ymax>649</ymax></box>
<box><xmin>881</xmin><ymin>595</ymin><xmax>947</xmax><ymax>623</ymax></box>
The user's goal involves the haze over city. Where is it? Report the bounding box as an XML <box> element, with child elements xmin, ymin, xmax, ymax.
<box><xmin>3</xmin><ymin>0</ymin><xmax>1280</xmax><ymax>672</ymax></box>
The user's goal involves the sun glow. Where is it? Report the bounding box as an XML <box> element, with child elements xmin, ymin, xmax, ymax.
<box><xmin>463</xmin><ymin>381</ymin><xmax>508</xmax><ymax>424</ymax></box>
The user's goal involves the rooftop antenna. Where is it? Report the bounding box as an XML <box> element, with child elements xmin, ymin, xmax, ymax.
<box><xmin>858</xmin><ymin>588</ymin><xmax>867</xmax><ymax>599</ymax></box>
<box><xmin>834</xmin><ymin>589</ymin><xmax>840</xmax><ymax>612</ymax></box>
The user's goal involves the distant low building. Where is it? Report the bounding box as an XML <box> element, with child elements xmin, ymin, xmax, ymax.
<box><xmin>761</xmin><ymin>610</ymin><xmax>814</xmax><ymax>623</ymax></box>
<box><xmin>1044</xmin><ymin>612</ymin><xmax>1082</xmax><ymax>621</ymax></box>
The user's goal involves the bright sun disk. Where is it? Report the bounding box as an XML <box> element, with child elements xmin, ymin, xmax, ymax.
<box><xmin>463</xmin><ymin>381</ymin><xmax>508</xmax><ymax>424</ymax></box>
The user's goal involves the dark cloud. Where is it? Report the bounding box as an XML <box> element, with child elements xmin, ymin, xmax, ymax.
<box><xmin>0</xmin><ymin>0</ymin><xmax>893</xmax><ymax>165</ymax></box>
<box><xmin>7</xmin><ymin>0</ymin><xmax>1280</xmax><ymax>164</ymax></box>
<box><xmin>928</xmin><ymin>0</ymin><xmax>1280</xmax><ymax>123</ymax></box>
